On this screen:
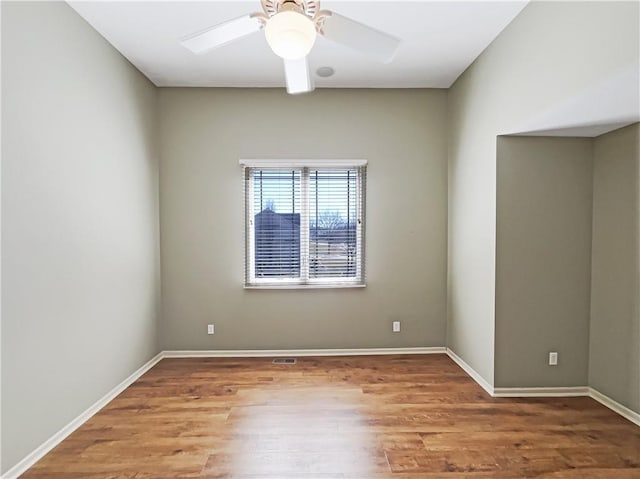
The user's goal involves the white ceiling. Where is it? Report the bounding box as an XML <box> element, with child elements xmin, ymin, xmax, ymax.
<box><xmin>67</xmin><ymin>1</ymin><xmax>528</xmax><ymax>88</ymax></box>
<box><xmin>505</xmin><ymin>64</ymin><xmax>640</xmax><ymax>137</ymax></box>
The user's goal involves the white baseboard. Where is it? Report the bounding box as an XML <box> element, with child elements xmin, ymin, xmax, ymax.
<box><xmin>443</xmin><ymin>348</ymin><xmax>639</xmax><ymax>427</ymax></box>
<box><xmin>589</xmin><ymin>387</ymin><xmax>640</xmax><ymax>427</ymax></box>
<box><xmin>2</xmin><ymin>352</ymin><xmax>163</xmax><ymax>479</ymax></box>
<box><xmin>445</xmin><ymin>348</ymin><xmax>495</xmax><ymax>396</ymax></box>
<box><xmin>493</xmin><ymin>386</ymin><xmax>590</xmax><ymax>397</ymax></box>
<box><xmin>163</xmin><ymin>347</ymin><xmax>446</xmax><ymax>358</ymax></box>
<box><xmin>5</xmin><ymin>348</ymin><xmax>639</xmax><ymax>478</ymax></box>
<box><xmin>2</xmin><ymin>347</ymin><xmax>444</xmax><ymax>477</ymax></box>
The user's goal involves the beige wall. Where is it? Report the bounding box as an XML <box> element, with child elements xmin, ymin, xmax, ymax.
<box><xmin>447</xmin><ymin>0</ymin><xmax>639</xmax><ymax>385</ymax></box>
<box><xmin>158</xmin><ymin>88</ymin><xmax>447</xmax><ymax>350</ymax></box>
<box><xmin>590</xmin><ymin>123</ymin><xmax>640</xmax><ymax>412</ymax></box>
<box><xmin>2</xmin><ymin>0</ymin><xmax>638</xmax><ymax>471</ymax></box>
<box><xmin>1</xmin><ymin>2</ymin><xmax>160</xmax><ymax>472</ymax></box>
<box><xmin>495</xmin><ymin>137</ymin><xmax>593</xmax><ymax>388</ymax></box>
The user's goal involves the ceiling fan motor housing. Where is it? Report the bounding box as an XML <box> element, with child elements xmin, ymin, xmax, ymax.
<box><xmin>182</xmin><ymin>0</ymin><xmax>401</xmax><ymax>94</ymax></box>
<box><xmin>262</xmin><ymin>0</ymin><xmax>319</xmax><ymax>18</ymax></box>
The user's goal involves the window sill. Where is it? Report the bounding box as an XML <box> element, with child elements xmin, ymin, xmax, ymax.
<box><xmin>244</xmin><ymin>283</ymin><xmax>366</xmax><ymax>290</ymax></box>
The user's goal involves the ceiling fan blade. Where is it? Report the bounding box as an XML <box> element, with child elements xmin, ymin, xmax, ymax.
<box><xmin>319</xmin><ymin>11</ymin><xmax>401</xmax><ymax>64</ymax></box>
<box><xmin>181</xmin><ymin>14</ymin><xmax>264</xmax><ymax>54</ymax></box>
<box><xmin>284</xmin><ymin>57</ymin><xmax>314</xmax><ymax>95</ymax></box>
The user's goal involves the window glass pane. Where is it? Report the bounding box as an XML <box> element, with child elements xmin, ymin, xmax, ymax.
<box><xmin>308</xmin><ymin>169</ymin><xmax>358</xmax><ymax>278</ymax></box>
<box><xmin>252</xmin><ymin>170</ymin><xmax>301</xmax><ymax>278</ymax></box>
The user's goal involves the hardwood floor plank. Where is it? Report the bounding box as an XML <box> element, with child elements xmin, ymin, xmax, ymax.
<box><xmin>20</xmin><ymin>354</ymin><xmax>640</xmax><ymax>478</ymax></box>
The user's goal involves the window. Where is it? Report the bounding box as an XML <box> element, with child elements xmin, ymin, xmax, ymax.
<box><xmin>241</xmin><ymin>159</ymin><xmax>367</xmax><ymax>288</ymax></box>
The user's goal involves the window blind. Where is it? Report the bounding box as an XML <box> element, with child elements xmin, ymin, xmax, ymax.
<box><xmin>242</xmin><ymin>161</ymin><xmax>366</xmax><ymax>288</ymax></box>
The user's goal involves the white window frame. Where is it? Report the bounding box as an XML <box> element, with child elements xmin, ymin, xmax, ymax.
<box><xmin>241</xmin><ymin>159</ymin><xmax>367</xmax><ymax>289</ymax></box>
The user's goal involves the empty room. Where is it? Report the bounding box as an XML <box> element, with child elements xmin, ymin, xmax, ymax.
<box><xmin>1</xmin><ymin>0</ymin><xmax>639</xmax><ymax>477</ymax></box>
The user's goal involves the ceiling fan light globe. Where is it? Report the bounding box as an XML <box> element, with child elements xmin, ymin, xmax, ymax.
<box><xmin>265</xmin><ymin>10</ymin><xmax>316</xmax><ymax>60</ymax></box>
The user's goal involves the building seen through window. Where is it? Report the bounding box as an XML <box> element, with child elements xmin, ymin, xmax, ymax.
<box><xmin>244</xmin><ymin>163</ymin><xmax>366</xmax><ymax>287</ymax></box>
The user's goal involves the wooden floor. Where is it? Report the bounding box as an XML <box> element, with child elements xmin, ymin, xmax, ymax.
<box><xmin>23</xmin><ymin>354</ymin><xmax>640</xmax><ymax>478</ymax></box>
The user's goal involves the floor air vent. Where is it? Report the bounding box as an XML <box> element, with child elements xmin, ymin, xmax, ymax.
<box><xmin>272</xmin><ymin>358</ymin><xmax>297</xmax><ymax>365</ymax></box>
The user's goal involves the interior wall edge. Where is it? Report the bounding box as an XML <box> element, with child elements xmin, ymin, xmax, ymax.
<box><xmin>0</xmin><ymin>352</ymin><xmax>164</xmax><ymax>479</ymax></box>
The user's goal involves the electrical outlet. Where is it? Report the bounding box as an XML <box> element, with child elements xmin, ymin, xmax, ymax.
<box><xmin>392</xmin><ymin>321</ymin><xmax>401</xmax><ymax>333</ymax></box>
<box><xmin>207</xmin><ymin>324</ymin><xmax>215</xmax><ymax>335</ymax></box>
<box><xmin>549</xmin><ymin>351</ymin><xmax>558</xmax><ymax>366</ymax></box>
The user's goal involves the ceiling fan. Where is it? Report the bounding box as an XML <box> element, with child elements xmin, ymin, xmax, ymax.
<box><xmin>181</xmin><ymin>0</ymin><xmax>401</xmax><ymax>95</ymax></box>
